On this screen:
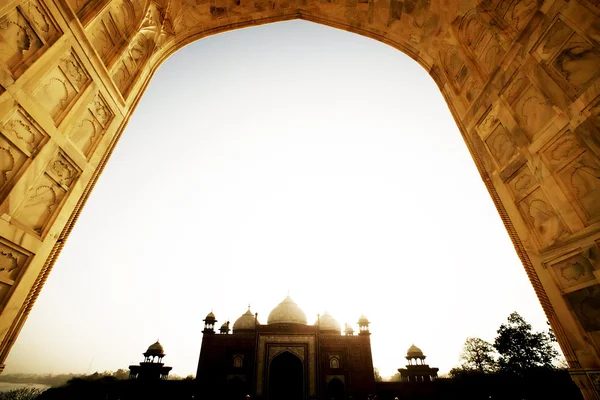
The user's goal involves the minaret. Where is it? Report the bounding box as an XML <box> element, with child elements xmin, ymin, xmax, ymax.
<box><xmin>203</xmin><ymin>311</ymin><xmax>217</xmax><ymax>334</ymax></box>
<box><xmin>358</xmin><ymin>314</ymin><xmax>370</xmax><ymax>336</ymax></box>
<box><xmin>344</xmin><ymin>323</ymin><xmax>354</xmax><ymax>336</ymax></box>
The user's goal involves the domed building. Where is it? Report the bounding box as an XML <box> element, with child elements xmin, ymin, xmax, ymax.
<box><xmin>128</xmin><ymin>341</ymin><xmax>172</xmax><ymax>380</ymax></box>
<box><xmin>397</xmin><ymin>344</ymin><xmax>439</xmax><ymax>382</ymax></box>
<box><xmin>196</xmin><ymin>296</ymin><xmax>376</xmax><ymax>400</ymax></box>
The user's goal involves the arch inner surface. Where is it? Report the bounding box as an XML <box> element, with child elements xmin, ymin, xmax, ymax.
<box><xmin>0</xmin><ymin>0</ymin><xmax>599</xmax><ymax>397</ymax></box>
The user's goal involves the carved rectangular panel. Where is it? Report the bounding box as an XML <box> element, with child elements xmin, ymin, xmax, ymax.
<box><xmin>0</xmin><ymin>106</ymin><xmax>48</xmax><ymax>202</ymax></box>
<box><xmin>508</xmin><ymin>166</ymin><xmax>536</xmax><ymax>200</ymax></box>
<box><xmin>0</xmin><ymin>0</ymin><xmax>61</xmax><ymax>79</ymax></box>
<box><xmin>35</xmin><ymin>50</ymin><xmax>91</xmax><ymax>125</ymax></box>
<box><xmin>88</xmin><ymin>14</ymin><xmax>122</xmax><ymax>65</ymax></box>
<box><xmin>1</xmin><ymin>106</ymin><xmax>48</xmax><ymax>157</ymax></box>
<box><xmin>485</xmin><ymin>123</ymin><xmax>517</xmax><ymax>167</ymax></box>
<box><xmin>511</xmin><ymin>84</ymin><xmax>556</xmax><ymax>142</ymax></box>
<box><xmin>68</xmin><ymin>92</ymin><xmax>113</xmax><ymax>157</ymax></box>
<box><xmin>565</xmin><ymin>284</ymin><xmax>600</xmax><ymax>332</ymax></box>
<box><xmin>12</xmin><ymin>151</ymin><xmax>81</xmax><ymax>237</ymax></box>
<box><xmin>0</xmin><ymin>238</ymin><xmax>31</xmax><ymax>286</ymax></box>
<box><xmin>517</xmin><ymin>187</ymin><xmax>568</xmax><ymax>246</ymax></box>
<box><xmin>557</xmin><ymin>153</ymin><xmax>600</xmax><ymax>223</ymax></box>
<box><xmin>546</xmin><ymin>247</ymin><xmax>599</xmax><ymax>292</ymax></box>
<box><xmin>0</xmin><ymin>133</ymin><xmax>28</xmax><ymax>202</ymax></box>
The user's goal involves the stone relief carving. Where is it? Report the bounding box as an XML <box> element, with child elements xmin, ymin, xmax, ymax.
<box><xmin>0</xmin><ymin>240</ymin><xmax>30</xmax><ymax>283</ymax></box>
<box><xmin>566</xmin><ymin>284</ymin><xmax>600</xmax><ymax>332</ymax></box>
<box><xmin>558</xmin><ymin>153</ymin><xmax>600</xmax><ymax>222</ymax></box>
<box><xmin>268</xmin><ymin>346</ymin><xmax>305</xmax><ymax>362</ymax></box>
<box><xmin>1</xmin><ymin>107</ymin><xmax>48</xmax><ymax>157</ymax></box>
<box><xmin>0</xmin><ymin>135</ymin><xmax>27</xmax><ymax>202</ymax></box>
<box><xmin>0</xmin><ymin>0</ymin><xmax>61</xmax><ymax>78</ymax></box>
<box><xmin>548</xmin><ymin>249</ymin><xmax>598</xmax><ymax>290</ymax></box>
<box><xmin>13</xmin><ymin>152</ymin><xmax>80</xmax><ymax>236</ymax></box>
<box><xmin>512</xmin><ymin>84</ymin><xmax>556</xmax><ymax>142</ymax></box>
<box><xmin>485</xmin><ymin>123</ymin><xmax>517</xmax><ymax>167</ymax></box>
<box><xmin>518</xmin><ymin>187</ymin><xmax>567</xmax><ymax>246</ymax></box>
<box><xmin>68</xmin><ymin>92</ymin><xmax>113</xmax><ymax>157</ymax></box>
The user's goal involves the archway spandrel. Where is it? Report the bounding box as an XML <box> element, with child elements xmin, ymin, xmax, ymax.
<box><xmin>0</xmin><ymin>0</ymin><xmax>600</xmax><ymax>396</ymax></box>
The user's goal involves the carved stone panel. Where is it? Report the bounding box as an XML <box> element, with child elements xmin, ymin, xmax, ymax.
<box><xmin>68</xmin><ymin>93</ymin><xmax>114</xmax><ymax>157</ymax></box>
<box><xmin>508</xmin><ymin>166</ymin><xmax>537</xmax><ymax>200</ymax></box>
<box><xmin>565</xmin><ymin>284</ymin><xmax>600</xmax><ymax>332</ymax></box>
<box><xmin>0</xmin><ymin>238</ymin><xmax>31</xmax><ymax>286</ymax></box>
<box><xmin>546</xmin><ymin>248</ymin><xmax>599</xmax><ymax>292</ymax></box>
<box><xmin>1</xmin><ymin>107</ymin><xmax>48</xmax><ymax>157</ymax></box>
<box><xmin>13</xmin><ymin>151</ymin><xmax>80</xmax><ymax>237</ymax></box>
<box><xmin>511</xmin><ymin>84</ymin><xmax>556</xmax><ymax>142</ymax></box>
<box><xmin>517</xmin><ymin>187</ymin><xmax>567</xmax><ymax>246</ymax></box>
<box><xmin>557</xmin><ymin>153</ymin><xmax>600</xmax><ymax>223</ymax></box>
<box><xmin>485</xmin><ymin>123</ymin><xmax>517</xmax><ymax>168</ymax></box>
<box><xmin>35</xmin><ymin>50</ymin><xmax>91</xmax><ymax>125</ymax></box>
<box><xmin>0</xmin><ymin>0</ymin><xmax>61</xmax><ymax>79</ymax></box>
<box><xmin>0</xmin><ymin>133</ymin><xmax>28</xmax><ymax>202</ymax></box>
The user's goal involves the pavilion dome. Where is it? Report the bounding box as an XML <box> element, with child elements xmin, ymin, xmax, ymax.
<box><xmin>407</xmin><ymin>344</ymin><xmax>424</xmax><ymax>358</ymax></box>
<box><xmin>267</xmin><ymin>296</ymin><xmax>307</xmax><ymax>325</ymax></box>
<box><xmin>316</xmin><ymin>312</ymin><xmax>341</xmax><ymax>332</ymax></box>
<box><xmin>205</xmin><ymin>311</ymin><xmax>216</xmax><ymax>320</ymax></box>
<box><xmin>358</xmin><ymin>314</ymin><xmax>369</xmax><ymax>324</ymax></box>
<box><xmin>233</xmin><ymin>307</ymin><xmax>257</xmax><ymax>332</ymax></box>
<box><xmin>145</xmin><ymin>341</ymin><xmax>165</xmax><ymax>356</ymax></box>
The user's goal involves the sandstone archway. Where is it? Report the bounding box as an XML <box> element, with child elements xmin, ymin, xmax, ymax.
<box><xmin>0</xmin><ymin>0</ymin><xmax>599</xmax><ymax>397</ymax></box>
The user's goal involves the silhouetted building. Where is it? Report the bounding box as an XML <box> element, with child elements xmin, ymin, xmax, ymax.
<box><xmin>196</xmin><ymin>296</ymin><xmax>376</xmax><ymax>400</ymax></box>
<box><xmin>129</xmin><ymin>341</ymin><xmax>172</xmax><ymax>381</ymax></box>
<box><xmin>397</xmin><ymin>345</ymin><xmax>438</xmax><ymax>383</ymax></box>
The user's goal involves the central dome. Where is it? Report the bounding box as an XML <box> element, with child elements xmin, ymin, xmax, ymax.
<box><xmin>267</xmin><ymin>296</ymin><xmax>307</xmax><ymax>325</ymax></box>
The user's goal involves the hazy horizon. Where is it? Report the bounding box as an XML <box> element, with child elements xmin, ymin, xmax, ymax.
<box><xmin>3</xmin><ymin>20</ymin><xmax>555</xmax><ymax>379</ymax></box>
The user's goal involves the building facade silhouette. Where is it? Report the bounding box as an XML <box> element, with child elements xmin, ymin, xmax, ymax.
<box><xmin>196</xmin><ymin>296</ymin><xmax>376</xmax><ymax>400</ymax></box>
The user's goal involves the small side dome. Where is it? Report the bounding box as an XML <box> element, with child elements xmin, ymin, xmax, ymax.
<box><xmin>220</xmin><ymin>322</ymin><xmax>229</xmax><ymax>330</ymax></box>
<box><xmin>407</xmin><ymin>344</ymin><xmax>424</xmax><ymax>358</ymax></box>
<box><xmin>233</xmin><ymin>307</ymin><xmax>257</xmax><ymax>332</ymax></box>
<box><xmin>145</xmin><ymin>341</ymin><xmax>164</xmax><ymax>356</ymax></box>
<box><xmin>358</xmin><ymin>314</ymin><xmax>369</xmax><ymax>324</ymax></box>
<box><xmin>268</xmin><ymin>296</ymin><xmax>307</xmax><ymax>325</ymax></box>
<box><xmin>316</xmin><ymin>312</ymin><xmax>341</xmax><ymax>333</ymax></box>
<box><xmin>205</xmin><ymin>311</ymin><xmax>216</xmax><ymax>320</ymax></box>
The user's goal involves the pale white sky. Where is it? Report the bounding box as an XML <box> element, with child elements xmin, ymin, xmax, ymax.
<box><xmin>5</xmin><ymin>20</ymin><xmax>553</xmax><ymax>379</ymax></box>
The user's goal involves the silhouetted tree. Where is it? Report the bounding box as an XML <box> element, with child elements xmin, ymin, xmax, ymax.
<box><xmin>0</xmin><ymin>387</ymin><xmax>43</xmax><ymax>400</ymax></box>
<box><xmin>373</xmin><ymin>368</ymin><xmax>383</xmax><ymax>382</ymax></box>
<box><xmin>493</xmin><ymin>312</ymin><xmax>558</xmax><ymax>375</ymax></box>
<box><xmin>459</xmin><ymin>337</ymin><xmax>497</xmax><ymax>373</ymax></box>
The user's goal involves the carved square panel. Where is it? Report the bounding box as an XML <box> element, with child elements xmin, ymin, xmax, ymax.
<box><xmin>92</xmin><ymin>93</ymin><xmax>113</xmax><ymax>127</ymax></box>
<box><xmin>551</xmin><ymin>32</ymin><xmax>600</xmax><ymax>95</ymax></box>
<box><xmin>19</xmin><ymin>0</ymin><xmax>61</xmax><ymax>43</ymax></box>
<box><xmin>1</xmin><ymin>106</ymin><xmax>48</xmax><ymax>157</ymax></box>
<box><xmin>512</xmin><ymin>84</ymin><xmax>556</xmax><ymax>141</ymax></box>
<box><xmin>13</xmin><ymin>151</ymin><xmax>80</xmax><ymax>236</ymax></box>
<box><xmin>0</xmin><ymin>238</ymin><xmax>31</xmax><ymax>284</ymax></box>
<box><xmin>476</xmin><ymin>106</ymin><xmax>500</xmax><ymax>139</ymax></box>
<box><xmin>565</xmin><ymin>284</ymin><xmax>600</xmax><ymax>332</ymax></box>
<box><xmin>503</xmin><ymin>75</ymin><xmax>530</xmax><ymax>106</ymax></box>
<box><xmin>542</xmin><ymin>130</ymin><xmax>585</xmax><ymax>171</ymax></box>
<box><xmin>517</xmin><ymin>187</ymin><xmax>567</xmax><ymax>245</ymax></box>
<box><xmin>0</xmin><ymin>133</ymin><xmax>28</xmax><ymax>202</ymax></box>
<box><xmin>0</xmin><ymin>0</ymin><xmax>61</xmax><ymax>79</ymax></box>
<box><xmin>59</xmin><ymin>51</ymin><xmax>91</xmax><ymax>91</ymax></box>
<box><xmin>14</xmin><ymin>173</ymin><xmax>67</xmax><ymax>235</ymax></box>
<box><xmin>534</xmin><ymin>18</ymin><xmax>573</xmax><ymax>62</ymax></box>
<box><xmin>485</xmin><ymin>123</ymin><xmax>517</xmax><ymax>167</ymax></box>
<box><xmin>548</xmin><ymin>250</ymin><xmax>598</xmax><ymax>291</ymax></box>
<box><xmin>0</xmin><ymin>7</ymin><xmax>44</xmax><ymax>76</ymax></box>
<box><xmin>508</xmin><ymin>166</ymin><xmax>536</xmax><ymax>200</ymax></box>
<box><xmin>557</xmin><ymin>152</ymin><xmax>600</xmax><ymax>222</ymax></box>
<box><xmin>69</xmin><ymin>110</ymin><xmax>103</xmax><ymax>157</ymax></box>
<box><xmin>36</xmin><ymin>65</ymin><xmax>80</xmax><ymax>125</ymax></box>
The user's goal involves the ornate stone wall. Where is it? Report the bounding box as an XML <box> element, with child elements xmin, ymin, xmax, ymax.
<box><xmin>0</xmin><ymin>0</ymin><xmax>599</xmax><ymax>397</ymax></box>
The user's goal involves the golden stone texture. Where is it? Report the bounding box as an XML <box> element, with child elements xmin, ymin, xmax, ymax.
<box><xmin>0</xmin><ymin>0</ymin><xmax>599</xmax><ymax>396</ymax></box>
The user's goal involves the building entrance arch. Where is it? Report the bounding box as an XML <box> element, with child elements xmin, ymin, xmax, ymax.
<box><xmin>0</xmin><ymin>1</ymin><xmax>599</xmax><ymax>398</ymax></box>
<box><xmin>268</xmin><ymin>351</ymin><xmax>304</xmax><ymax>400</ymax></box>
